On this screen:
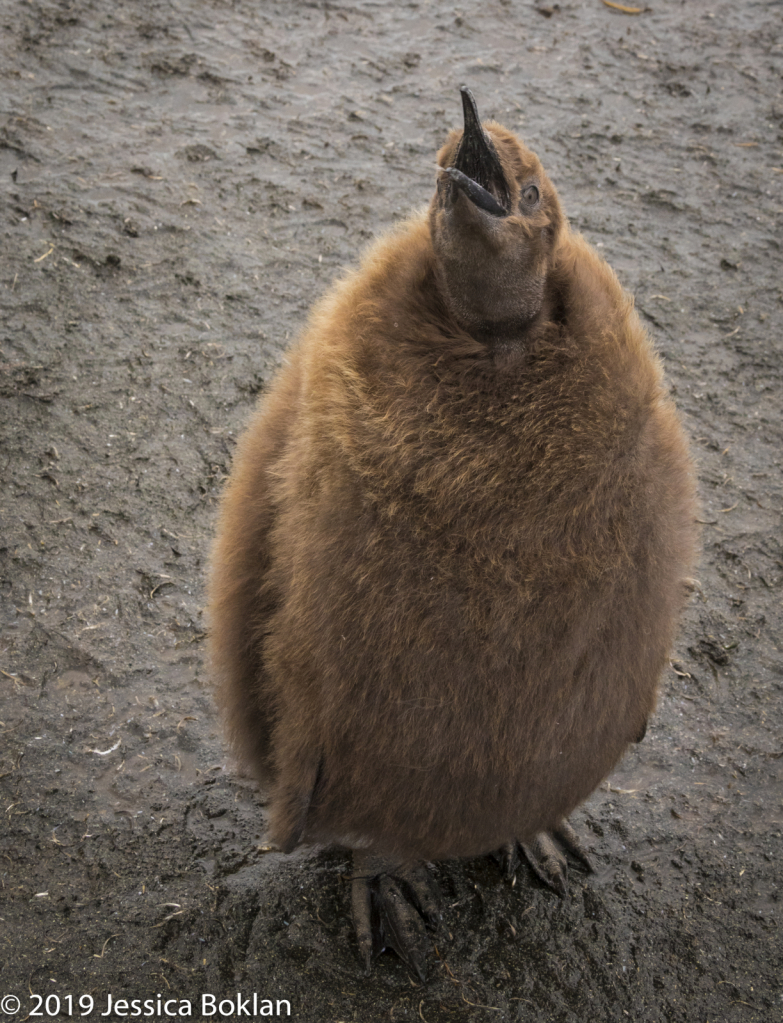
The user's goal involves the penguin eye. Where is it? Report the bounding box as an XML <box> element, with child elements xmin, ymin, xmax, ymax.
<box><xmin>521</xmin><ymin>184</ymin><xmax>540</xmax><ymax>207</ymax></box>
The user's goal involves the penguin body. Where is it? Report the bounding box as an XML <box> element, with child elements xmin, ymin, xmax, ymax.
<box><xmin>208</xmin><ymin>88</ymin><xmax>697</xmax><ymax>967</ymax></box>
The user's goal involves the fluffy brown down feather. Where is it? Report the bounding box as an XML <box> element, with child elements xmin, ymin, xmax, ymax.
<box><xmin>208</xmin><ymin>119</ymin><xmax>698</xmax><ymax>863</ymax></box>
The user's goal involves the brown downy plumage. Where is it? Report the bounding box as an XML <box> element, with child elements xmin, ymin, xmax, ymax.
<box><xmin>208</xmin><ymin>87</ymin><xmax>698</xmax><ymax>978</ymax></box>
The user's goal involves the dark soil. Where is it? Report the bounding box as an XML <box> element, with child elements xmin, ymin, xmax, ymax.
<box><xmin>1</xmin><ymin>1</ymin><xmax>781</xmax><ymax>1021</ymax></box>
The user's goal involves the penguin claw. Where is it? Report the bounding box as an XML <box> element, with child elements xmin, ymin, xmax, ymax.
<box><xmin>351</xmin><ymin>852</ymin><xmax>441</xmax><ymax>981</ymax></box>
<box><xmin>521</xmin><ymin>833</ymin><xmax>570</xmax><ymax>897</ymax></box>
<box><xmin>494</xmin><ymin>840</ymin><xmax>521</xmax><ymax>880</ymax></box>
<box><xmin>497</xmin><ymin>819</ymin><xmax>594</xmax><ymax>897</ymax></box>
<box><xmin>550</xmin><ymin>819</ymin><xmax>594</xmax><ymax>873</ymax></box>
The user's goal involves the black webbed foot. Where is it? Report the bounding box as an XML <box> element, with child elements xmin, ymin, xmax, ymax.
<box><xmin>351</xmin><ymin>851</ymin><xmax>442</xmax><ymax>981</ymax></box>
<box><xmin>496</xmin><ymin>819</ymin><xmax>593</xmax><ymax>897</ymax></box>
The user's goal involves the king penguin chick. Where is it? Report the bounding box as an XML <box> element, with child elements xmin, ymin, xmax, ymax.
<box><xmin>207</xmin><ymin>87</ymin><xmax>698</xmax><ymax>980</ymax></box>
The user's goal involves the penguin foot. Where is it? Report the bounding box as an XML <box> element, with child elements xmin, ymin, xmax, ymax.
<box><xmin>496</xmin><ymin>820</ymin><xmax>593</xmax><ymax>897</ymax></box>
<box><xmin>351</xmin><ymin>852</ymin><xmax>442</xmax><ymax>982</ymax></box>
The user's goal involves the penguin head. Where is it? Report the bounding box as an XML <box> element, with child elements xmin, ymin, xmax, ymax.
<box><xmin>430</xmin><ymin>87</ymin><xmax>565</xmax><ymax>339</ymax></box>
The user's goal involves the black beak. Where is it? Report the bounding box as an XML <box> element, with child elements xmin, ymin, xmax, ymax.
<box><xmin>445</xmin><ymin>86</ymin><xmax>509</xmax><ymax>218</ymax></box>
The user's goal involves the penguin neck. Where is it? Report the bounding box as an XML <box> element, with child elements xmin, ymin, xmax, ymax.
<box><xmin>472</xmin><ymin>315</ymin><xmax>538</xmax><ymax>350</ymax></box>
<box><xmin>468</xmin><ymin>292</ymin><xmax>555</xmax><ymax>360</ymax></box>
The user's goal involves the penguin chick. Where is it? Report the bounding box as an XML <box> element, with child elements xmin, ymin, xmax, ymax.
<box><xmin>207</xmin><ymin>87</ymin><xmax>698</xmax><ymax>981</ymax></box>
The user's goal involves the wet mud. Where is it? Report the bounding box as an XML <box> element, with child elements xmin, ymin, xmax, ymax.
<box><xmin>1</xmin><ymin>1</ymin><xmax>781</xmax><ymax>1020</ymax></box>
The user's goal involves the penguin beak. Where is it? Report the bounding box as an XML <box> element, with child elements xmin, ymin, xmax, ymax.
<box><xmin>444</xmin><ymin>86</ymin><xmax>510</xmax><ymax>218</ymax></box>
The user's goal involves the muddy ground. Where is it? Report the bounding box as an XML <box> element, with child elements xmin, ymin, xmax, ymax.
<box><xmin>1</xmin><ymin>0</ymin><xmax>781</xmax><ymax>1020</ymax></box>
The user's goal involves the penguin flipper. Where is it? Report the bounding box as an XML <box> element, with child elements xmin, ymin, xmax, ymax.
<box><xmin>351</xmin><ymin>852</ymin><xmax>442</xmax><ymax>982</ymax></box>
<box><xmin>496</xmin><ymin>819</ymin><xmax>594</xmax><ymax>897</ymax></box>
<box><xmin>271</xmin><ymin>753</ymin><xmax>324</xmax><ymax>853</ymax></box>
